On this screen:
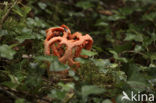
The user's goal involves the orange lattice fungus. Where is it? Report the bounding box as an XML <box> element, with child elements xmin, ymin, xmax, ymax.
<box><xmin>44</xmin><ymin>25</ymin><xmax>93</xmax><ymax>73</ymax></box>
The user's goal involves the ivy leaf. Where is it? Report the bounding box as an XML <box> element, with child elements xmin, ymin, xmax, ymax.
<box><xmin>15</xmin><ymin>98</ymin><xmax>25</xmax><ymax>103</ymax></box>
<box><xmin>127</xmin><ymin>81</ymin><xmax>147</xmax><ymax>92</ymax></box>
<box><xmin>149</xmin><ymin>52</ymin><xmax>156</xmax><ymax>61</ymax></box>
<box><xmin>124</xmin><ymin>32</ymin><xmax>143</xmax><ymax>42</ymax></box>
<box><xmin>125</xmin><ymin>64</ymin><xmax>147</xmax><ymax>83</ymax></box>
<box><xmin>35</xmin><ymin>55</ymin><xmax>54</xmax><ymax>61</ymax></box>
<box><xmin>1</xmin><ymin>81</ymin><xmax>18</xmax><ymax>89</ymax></box>
<box><xmin>58</xmin><ymin>82</ymin><xmax>75</xmax><ymax>91</ymax></box>
<box><xmin>95</xmin><ymin>22</ymin><xmax>108</xmax><ymax>27</ymax></box>
<box><xmin>119</xmin><ymin>7</ymin><xmax>135</xmax><ymax>16</ymax></box>
<box><xmin>115</xmin><ymin>71</ymin><xmax>127</xmax><ymax>82</ymax></box>
<box><xmin>38</xmin><ymin>2</ymin><xmax>47</xmax><ymax>10</ymax></box>
<box><xmin>102</xmin><ymin>99</ymin><xmax>112</xmax><ymax>103</ymax></box>
<box><xmin>107</xmin><ymin>15</ymin><xmax>125</xmax><ymax>21</ymax></box>
<box><xmin>36</xmin><ymin>56</ymin><xmax>69</xmax><ymax>71</ymax></box>
<box><xmin>50</xmin><ymin>60</ymin><xmax>69</xmax><ymax>71</ymax></box>
<box><xmin>48</xmin><ymin>89</ymin><xmax>66</xmax><ymax>100</ymax></box>
<box><xmin>93</xmin><ymin>59</ymin><xmax>111</xmax><ymax>68</ymax></box>
<box><xmin>142</xmin><ymin>12</ymin><xmax>156</xmax><ymax>22</ymax></box>
<box><xmin>16</xmin><ymin>35</ymin><xmax>35</xmax><ymax>43</ymax></box>
<box><xmin>81</xmin><ymin>49</ymin><xmax>97</xmax><ymax>57</ymax></box>
<box><xmin>75</xmin><ymin>57</ymin><xmax>88</xmax><ymax>64</ymax></box>
<box><xmin>76</xmin><ymin>1</ymin><xmax>94</xmax><ymax>10</ymax></box>
<box><xmin>134</xmin><ymin>45</ymin><xmax>143</xmax><ymax>52</ymax></box>
<box><xmin>0</xmin><ymin>30</ymin><xmax>8</xmax><ymax>37</ymax></box>
<box><xmin>81</xmin><ymin>85</ymin><xmax>105</xmax><ymax>98</ymax></box>
<box><xmin>13</xmin><ymin>5</ymin><xmax>23</xmax><ymax>17</ymax></box>
<box><xmin>109</xmin><ymin>50</ymin><xmax>128</xmax><ymax>63</ymax></box>
<box><xmin>0</xmin><ymin>44</ymin><xmax>16</xmax><ymax>59</ymax></box>
<box><xmin>22</xmin><ymin>6</ymin><xmax>31</xmax><ymax>17</ymax></box>
<box><xmin>68</xmin><ymin>70</ymin><xmax>75</xmax><ymax>77</ymax></box>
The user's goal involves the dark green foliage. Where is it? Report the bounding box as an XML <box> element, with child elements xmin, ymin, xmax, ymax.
<box><xmin>0</xmin><ymin>0</ymin><xmax>156</xmax><ymax>103</ymax></box>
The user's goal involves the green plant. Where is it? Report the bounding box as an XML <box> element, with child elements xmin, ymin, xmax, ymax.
<box><xmin>0</xmin><ymin>0</ymin><xmax>156</xmax><ymax>103</ymax></box>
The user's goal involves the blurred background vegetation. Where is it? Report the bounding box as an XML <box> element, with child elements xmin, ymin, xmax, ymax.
<box><xmin>0</xmin><ymin>0</ymin><xmax>156</xmax><ymax>103</ymax></box>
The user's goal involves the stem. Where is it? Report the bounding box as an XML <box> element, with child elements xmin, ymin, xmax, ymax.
<box><xmin>0</xmin><ymin>0</ymin><xmax>18</xmax><ymax>29</ymax></box>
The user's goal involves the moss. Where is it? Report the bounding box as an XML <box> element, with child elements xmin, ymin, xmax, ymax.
<box><xmin>77</xmin><ymin>61</ymin><xmax>114</xmax><ymax>88</ymax></box>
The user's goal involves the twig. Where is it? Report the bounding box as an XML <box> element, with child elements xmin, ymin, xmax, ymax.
<box><xmin>0</xmin><ymin>86</ymin><xmax>18</xmax><ymax>99</ymax></box>
<box><xmin>120</xmin><ymin>50</ymin><xmax>147</xmax><ymax>57</ymax></box>
<box><xmin>0</xmin><ymin>3</ymin><xmax>12</xmax><ymax>6</ymax></box>
<box><xmin>63</xmin><ymin>90</ymin><xmax>75</xmax><ymax>103</ymax></box>
<box><xmin>0</xmin><ymin>86</ymin><xmax>52</xmax><ymax>103</ymax></box>
<box><xmin>145</xmin><ymin>4</ymin><xmax>156</xmax><ymax>14</ymax></box>
<box><xmin>0</xmin><ymin>0</ymin><xmax>18</xmax><ymax>29</ymax></box>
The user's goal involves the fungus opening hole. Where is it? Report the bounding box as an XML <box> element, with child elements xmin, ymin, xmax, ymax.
<box><xmin>73</xmin><ymin>37</ymin><xmax>79</xmax><ymax>40</ymax></box>
<box><xmin>59</xmin><ymin>44</ymin><xmax>66</xmax><ymax>57</ymax></box>
<box><xmin>52</xmin><ymin>31</ymin><xmax>63</xmax><ymax>37</ymax></box>
<box><xmin>72</xmin><ymin>46</ymin><xmax>82</xmax><ymax>58</ymax></box>
<box><xmin>83</xmin><ymin>40</ymin><xmax>91</xmax><ymax>49</ymax></box>
<box><xmin>50</xmin><ymin>40</ymin><xmax>67</xmax><ymax>58</ymax></box>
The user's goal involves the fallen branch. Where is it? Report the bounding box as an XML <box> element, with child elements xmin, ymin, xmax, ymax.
<box><xmin>0</xmin><ymin>86</ymin><xmax>17</xmax><ymax>99</ymax></box>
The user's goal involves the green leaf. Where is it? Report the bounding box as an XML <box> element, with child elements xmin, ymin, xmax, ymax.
<box><xmin>95</xmin><ymin>22</ymin><xmax>108</xmax><ymax>27</ymax></box>
<box><xmin>69</xmin><ymin>12</ymin><xmax>85</xmax><ymax>17</ymax></box>
<box><xmin>107</xmin><ymin>15</ymin><xmax>125</xmax><ymax>21</ymax></box>
<box><xmin>0</xmin><ymin>30</ymin><xmax>8</xmax><ymax>37</ymax></box>
<box><xmin>93</xmin><ymin>59</ymin><xmax>111</xmax><ymax>68</ymax></box>
<box><xmin>115</xmin><ymin>71</ymin><xmax>127</xmax><ymax>81</ymax></box>
<box><xmin>76</xmin><ymin>1</ymin><xmax>94</xmax><ymax>10</ymax></box>
<box><xmin>36</xmin><ymin>56</ymin><xmax>69</xmax><ymax>71</ymax></box>
<box><xmin>109</xmin><ymin>50</ymin><xmax>128</xmax><ymax>63</ymax></box>
<box><xmin>75</xmin><ymin>57</ymin><xmax>88</xmax><ymax>64</ymax></box>
<box><xmin>26</xmin><ymin>18</ymin><xmax>36</xmax><ymax>26</ymax></box>
<box><xmin>0</xmin><ymin>44</ymin><xmax>16</xmax><ymax>59</ymax></box>
<box><xmin>68</xmin><ymin>70</ymin><xmax>75</xmax><ymax>77</ymax></box>
<box><xmin>124</xmin><ymin>32</ymin><xmax>143</xmax><ymax>42</ymax></box>
<box><xmin>80</xmin><ymin>49</ymin><xmax>97</xmax><ymax>56</ymax></box>
<box><xmin>113</xmin><ymin>42</ymin><xmax>132</xmax><ymax>53</ymax></box>
<box><xmin>13</xmin><ymin>5</ymin><xmax>31</xmax><ymax>17</ymax></box>
<box><xmin>127</xmin><ymin>81</ymin><xmax>147</xmax><ymax>92</ymax></box>
<box><xmin>142</xmin><ymin>12</ymin><xmax>156</xmax><ymax>22</ymax></box>
<box><xmin>134</xmin><ymin>45</ymin><xmax>143</xmax><ymax>52</ymax></box>
<box><xmin>13</xmin><ymin>5</ymin><xmax>23</xmax><ymax>17</ymax></box>
<box><xmin>22</xmin><ymin>6</ymin><xmax>31</xmax><ymax>16</ymax></box>
<box><xmin>16</xmin><ymin>35</ymin><xmax>35</xmax><ymax>43</ymax></box>
<box><xmin>119</xmin><ymin>7</ymin><xmax>135</xmax><ymax>16</ymax></box>
<box><xmin>35</xmin><ymin>55</ymin><xmax>54</xmax><ymax>61</ymax></box>
<box><xmin>48</xmin><ymin>89</ymin><xmax>66</xmax><ymax>100</ymax></box>
<box><xmin>58</xmin><ymin>82</ymin><xmax>75</xmax><ymax>91</ymax></box>
<box><xmin>102</xmin><ymin>99</ymin><xmax>112</xmax><ymax>103</ymax></box>
<box><xmin>1</xmin><ymin>81</ymin><xmax>18</xmax><ymax>89</ymax></box>
<box><xmin>15</xmin><ymin>98</ymin><xmax>25</xmax><ymax>103</ymax></box>
<box><xmin>81</xmin><ymin>85</ymin><xmax>105</xmax><ymax>98</ymax></box>
<box><xmin>50</xmin><ymin>60</ymin><xmax>69</xmax><ymax>71</ymax></box>
<box><xmin>149</xmin><ymin>52</ymin><xmax>156</xmax><ymax>61</ymax></box>
<box><xmin>8</xmin><ymin>74</ymin><xmax>19</xmax><ymax>84</ymax></box>
<box><xmin>22</xmin><ymin>27</ymin><xmax>32</xmax><ymax>33</ymax></box>
<box><xmin>38</xmin><ymin>2</ymin><xmax>47</xmax><ymax>10</ymax></box>
<box><xmin>125</xmin><ymin>64</ymin><xmax>147</xmax><ymax>83</ymax></box>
